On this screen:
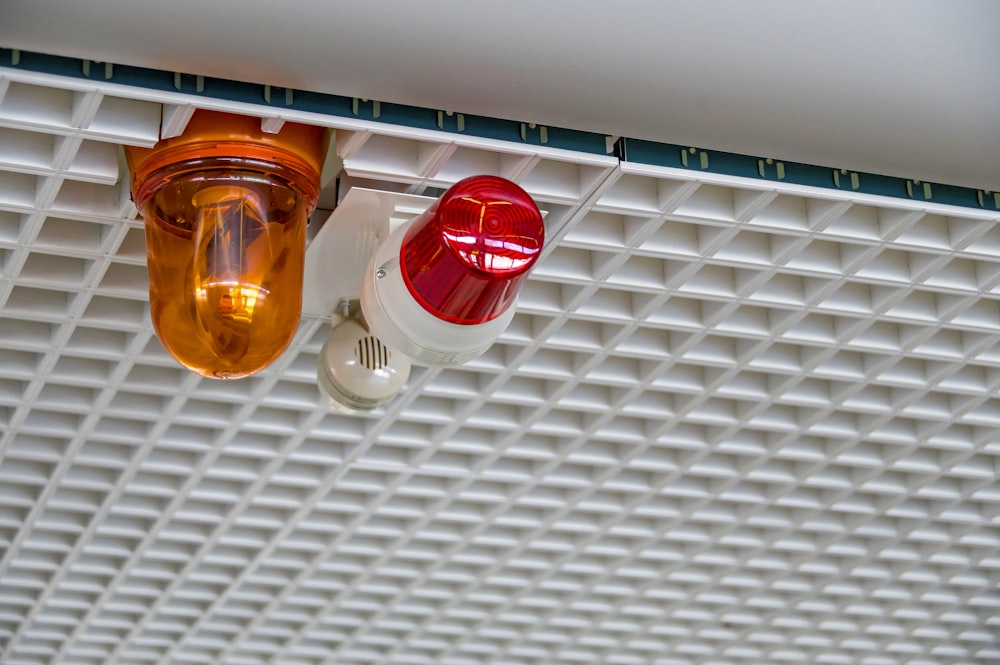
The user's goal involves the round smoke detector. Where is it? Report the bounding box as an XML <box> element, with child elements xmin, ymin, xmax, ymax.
<box><xmin>318</xmin><ymin>317</ymin><xmax>411</xmax><ymax>414</ymax></box>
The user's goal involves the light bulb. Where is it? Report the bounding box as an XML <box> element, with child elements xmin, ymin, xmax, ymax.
<box><xmin>126</xmin><ymin>111</ymin><xmax>328</xmax><ymax>379</ymax></box>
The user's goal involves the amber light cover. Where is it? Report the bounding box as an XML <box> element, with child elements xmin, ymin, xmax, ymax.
<box><xmin>125</xmin><ymin>111</ymin><xmax>328</xmax><ymax>379</ymax></box>
<box><xmin>400</xmin><ymin>175</ymin><xmax>544</xmax><ymax>325</ymax></box>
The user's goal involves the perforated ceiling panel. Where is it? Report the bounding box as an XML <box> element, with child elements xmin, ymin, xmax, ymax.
<box><xmin>1</xmin><ymin>64</ymin><xmax>999</xmax><ymax>665</ymax></box>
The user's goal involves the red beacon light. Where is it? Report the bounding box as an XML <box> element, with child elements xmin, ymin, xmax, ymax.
<box><xmin>361</xmin><ymin>175</ymin><xmax>544</xmax><ymax>366</ymax></box>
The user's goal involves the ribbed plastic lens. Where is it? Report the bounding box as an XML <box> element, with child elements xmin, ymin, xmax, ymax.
<box><xmin>400</xmin><ymin>176</ymin><xmax>544</xmax><ymax>325</ymax></box>
<box><xmin>126</xmin><ymin>111</ymin><xmax>327</xmax><ymax>380</ymax></box>
<box><xmin>140</xmin><ymin>161</ymin><xmax>313</xmax><ymax>379</ymax></box>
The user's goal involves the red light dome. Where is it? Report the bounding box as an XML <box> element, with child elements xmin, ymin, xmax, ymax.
<box><xmin>400</xmin><ymin>176</ymin><xmax>544</xmax><ymax>325</ymax></box>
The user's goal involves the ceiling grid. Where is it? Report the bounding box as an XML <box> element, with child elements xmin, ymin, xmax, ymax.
<box><xmin>0</xmin><ymin>64</ymin><xmax>998</xmax><ymax>665</ymax></box>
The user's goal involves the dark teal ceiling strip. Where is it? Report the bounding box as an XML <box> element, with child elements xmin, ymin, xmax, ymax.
<box><xmin>617</xmin><ymin>138</ymin><xmax>995</xmax><ymax>212</ymax></box>
<box><xmin>0</xmin><ymin>47</ymin><xmax>611</xmax><ymax>156</ymax></box>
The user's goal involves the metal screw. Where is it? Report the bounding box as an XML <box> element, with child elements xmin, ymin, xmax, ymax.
<box><xmin>376</xmin><ymin>268</ymin><xmax>387</xmax><ymax>279</ymax></box>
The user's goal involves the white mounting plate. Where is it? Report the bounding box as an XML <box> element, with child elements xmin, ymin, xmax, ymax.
<box><xmin>302</xmin><ymin>188</ymin><xmax>434</xmax><ymax>319</ymax></box>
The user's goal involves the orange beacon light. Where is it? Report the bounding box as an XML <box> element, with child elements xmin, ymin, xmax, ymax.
<box><xmin>125</xmin><ymin>111</ymin><xmax>328</xmax><ymax>379</ymax></box>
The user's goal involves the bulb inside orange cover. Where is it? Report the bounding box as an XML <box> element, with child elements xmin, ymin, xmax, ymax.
<box><xmin>126</xmin><ymin>111</ymin><xmax>328</xmax><ymax>379</ymax></box>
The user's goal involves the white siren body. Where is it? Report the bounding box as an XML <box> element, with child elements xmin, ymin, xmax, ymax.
<box><xmin>361</xmin><ymin>222</ymin><xmax>516</xmax><ymax>367</ymax></box>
